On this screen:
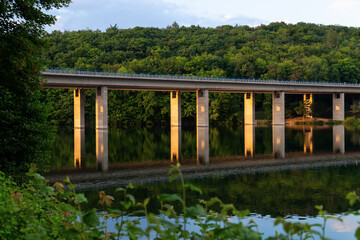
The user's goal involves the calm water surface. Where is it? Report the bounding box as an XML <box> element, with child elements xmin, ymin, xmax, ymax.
<box><xmin>47</xmin><ymin>125</ymin><xmax>360</xmax><ymax>238</ymax></box>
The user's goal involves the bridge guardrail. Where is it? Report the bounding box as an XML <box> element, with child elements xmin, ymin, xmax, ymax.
<box><xmin>43</xmin><ymin>68</ymin><xmax>360</xmax><ymax>87</ymax></box>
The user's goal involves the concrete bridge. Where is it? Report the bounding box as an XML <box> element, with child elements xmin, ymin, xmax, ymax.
<box><xmin>42</xmin><ymin>69</ymin><xmax>360</xmax><ymax>169</ymax></box>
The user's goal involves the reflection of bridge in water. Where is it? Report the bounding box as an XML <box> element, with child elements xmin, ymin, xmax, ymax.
<box><xmin>74</xmin><ymin>125</ymin><xmax>347</xmax><ymax>171</ymax></box>
<box><xmin>45</xmin><ymin>124</ymin><xmax>358</xmax><ymax>190</ymax></box>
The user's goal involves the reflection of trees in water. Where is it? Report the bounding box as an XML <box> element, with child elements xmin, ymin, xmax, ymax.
<box><xmin>350</xmin><ymin>130</ymin><xmax>360</xmax><ymax>146</ymax></box>
<box><xmin>108</xmin><ymin>127</ymin><xmax>170</xmax><ymax>163</ymax></box>
<box><xmin>82</xmin><ymin>165</ymin><xmax>360</xmax><ymax>217</ymax></box>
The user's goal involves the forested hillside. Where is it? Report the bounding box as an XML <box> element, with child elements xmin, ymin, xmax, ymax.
<box><xmin>41</xmin><ymin>22</ymin><xmax>360</xmax><ymax>125</ymax></box>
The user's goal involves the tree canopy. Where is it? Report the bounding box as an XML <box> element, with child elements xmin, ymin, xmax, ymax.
<box><xmin>0</xmin><ymin>0</ymin><xmax>70</xmax><ymax>179</ymax></box>
<box><xmin>41</xmin><ymin>22</ymin><xmax>360</xmax><ymax>126</ymax></box>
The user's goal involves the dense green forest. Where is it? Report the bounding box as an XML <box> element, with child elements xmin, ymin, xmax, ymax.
<box><xmin>41</xmin><ymin>22</ymin><xmax>360</xmax><ymax>125</ymax></box>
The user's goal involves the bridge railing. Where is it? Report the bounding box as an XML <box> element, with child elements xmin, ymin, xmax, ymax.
<box><xmin>43</xmin><ymin>68</ymin><xmax>360</xmax><ymax>87</ymax></box>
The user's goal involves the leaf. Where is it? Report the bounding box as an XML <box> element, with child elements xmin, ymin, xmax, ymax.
<box><xmin>236</xmin><ymin>209</ymin><xmax>250</xmax><ymax>218</ymax></box>
<box><xmin>160</xmin><ymin>218</ymin><xmax>180</xmax><ymax>231</ymax></box>
<box><xmin>186</xmin><ymin>204</ymin><xmax>207</xmax><ymax>218</ymax></box>
<box><xmin>144</xmin><ymin>197</ymin><xmax>150</xmax><ymax>207</ymax></box>
<box><xmin>355</xmin><ymin>227</ymin><xmax>360</xmax><ymax>239</ymax></box>
<box><xmin>169</xmin><ymin>173</ymin><xmax>180</xmax><ymax>182</ymax></box>
<box><xmin>82</xmin><ymin>209</ymin><xmax>100</xmax><ymax>227</ymax></box>
<box><xmin>185</xmin><ymin>183</ymin><xmax>202</xmax><ymax>195</ymax></box>
<box><xmin>53</xmin><ymin>182</ymin><xmax>64</xmax><ymax>193</ymax></box>
<box><xmin>220</xmin><ymin>204</ymin><xmax>235</xmax><ymax>215</ymax></box>
<box><xmin>63</xmin><ymin>176</ymin><xmax>71</xmax><ymax>184</ymax></box>
<box><xmin>74</xmin><ymin>193</ymin><xmax>88</xmax><ymax>204</ymax></box>
<box><xmin>127</xmin><ymin>193</ymin><xmax>135</xmax><ymax>205</ymax></box>
<box><xmin>11</xmin><ymin>191</ymin><xmax>23</xmax><ymax>202</ymax></box>
<box><xmin>207</xmin><ymin>197</ymin><xmax>223</xmax><ymax>207</ymax></box>
<box><xmin>274</xmin><ymin>217</ymin><xmax>284</xmax><ymax>226</ymax></box>
<box><xmin>159</xmin><ymin>193</ymin><xmax>184</xmax><ymax>203</ymax></box>
<box><xmin>347</xmin><ymin>191</ymin><xmax>359</xmax><ymax>206</ymax></box>
<box><xmin>168</xmin><ymin>163</ymin><xmax>180</xmax><ymax>175</ymax></box>
<box><xmin>29</xmin><ymin>163</ymin><xmax>37</xmax><ymax>173</ymax></box>
<box><xmin>107</xmin><ymin>209</ymin><xmax>123</xmax><ymax>215</ymax></box>
<box><xmin>115</xmin><ymin>187</ymin><xmax>125</xmax><ymax>192</ymax></box>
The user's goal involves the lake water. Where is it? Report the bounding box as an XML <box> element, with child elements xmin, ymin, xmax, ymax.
<box><xmin>46</xmin><ymin>124</ymin><xmax>360</xmax><ymax>238</ymax></box>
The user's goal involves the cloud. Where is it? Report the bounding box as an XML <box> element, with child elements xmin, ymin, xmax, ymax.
<box><xmin>326</xmin><ymin>0</ymin><xmax>360</xmax><ymax>26</ymax></box>
<box><xmin>330</xmin><ymin>218</ymin><xmax>358</xmax><ymax>232</ymax></box>
<box><xmin>330</xmin><ymin>1</ymin><xmax>360</xmax><ymax>10</ymax></box>
<box><xmin>45</xmin><ymin>0</ymin><xmax>266</xmax><ymax>32</ymax></box>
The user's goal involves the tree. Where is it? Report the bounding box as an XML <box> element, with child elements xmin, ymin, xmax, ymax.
<box><xmin>294</xmin><ymin>100</ymin><xmax>312</xmax><ymax>119</ymax></box>
<box><xmin>350</xmin><ymin>101</ymin><xmax>360</xmax><ymax>118</ymax></box>
<box><xmin>0</xmin><ymin>0</ymin><xmax>71</xmax><ymax>179</ymax></box>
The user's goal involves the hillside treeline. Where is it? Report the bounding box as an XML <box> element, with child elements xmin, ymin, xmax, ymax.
<box><xmin>41</xmin><ymin>22</ymin><xmax>360</xmax><ymax>125</ymax></box>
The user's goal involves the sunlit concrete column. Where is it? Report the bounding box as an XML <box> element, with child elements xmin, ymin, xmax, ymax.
<box><xmin>333</xmin><ymin>125</ymin><xmax>345</xmax><ymax>154</ymax></box>
<box><xmin>96</xmin><ymin>86</ymin><xmax>108</xmax><ymax>171</ymax></box>
<box><xmin>273</xmin><ymin>125</ymin><xmax>285</xmax><ymax>159</ymax></box>
<box><xmin>272</xmin><ymin>91</ymin><xmax>285</xmax><ymax>125</ymax></box>
<box><xmin>197</xmin><ymin>90</ymin><xmax>209</xmax><ymax>127</ymax></box>
<box><xmin>244</xmin><ymin>124</ymin><xmax>255</xmax><ymax>157</ymax></box>
<box><xmin>74</xmin><ymin>88</ymin><xmax>85</xmax><ymax>129</ymax></box>
<box><xmin>333</xmin><ymin>93</ymin><xmax>345</xmax><ymax>121</ymax></box>
<box><xmin>304</xmin><ymin>127</ymin><xmax>313</xmax><ymax>154</ymax></box>
<box><xmin>74</xmin><ymin>88</ymin><xmax>85</xmax><ymax>168</ymax></box>
<box><xmin>171</xmin><ymin>126</ymin><xmax>181</xmax><ymax>162</ymax></box>
<box><xmin>244</xmin><ymin>92</ymin><xmax>255</xmax><ymax>125</ymax></box>
<box><xmin>197</xmin><ymin>127</ymin><xmax>209</xmax><ymax>165</ymax></box>
<box><xmin>171</xmin><ymin>91</ymin><xmax>181</xmax><ymax>127</ymax></box>
<box><xmin>303</xmin><ymin>94</ymin><xmax>313</xmax><ymax>118</ymax></box>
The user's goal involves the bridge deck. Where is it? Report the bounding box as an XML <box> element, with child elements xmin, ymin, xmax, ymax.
<box><xmin>42</xmin><ymin>69</ymin><xmax>360</xmax><ymax>93</ymax></box>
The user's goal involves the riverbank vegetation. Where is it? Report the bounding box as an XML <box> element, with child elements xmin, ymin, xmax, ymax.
<box><xmin>3</xmin><ymin>163</ymin><xmax>360</xmax><ymax>239</ymax></box>
<box><xmin>41</xmin><ymin>22</ymin><xmax>360</xmax><ymax>126</ymax></box>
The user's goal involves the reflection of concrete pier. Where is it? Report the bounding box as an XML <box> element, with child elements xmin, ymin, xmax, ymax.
<box><xmin>244</xmin><ymin>124</ymin><xmax>255</xmax><ymax>157</ymax></box>
<box><xmin>333</xmin><ymin>125</ymin><xmax>345</xmax><ymax>154</ymax></box>
<box><xmin>96</xmin><ymin>87</ymin><xmax>108</xmax><ymax>171</ymax></box>
<box><xmin>74</xmin><ymin>128</ymin><xmax>85</xmax><ymax>168</ymax></box>
<box><xmin>273</xmin><ymin>125</ymin><xmax>285</xmax><ymax>159</ymax></box>
<box><xmin>171</xmin><ymin>127</ymin><xmax>181</xmax><ymax>162</ymax></box>
<box><xmin>304</xmin><ymin>127</ymin><xmax>313</xmax><ymax>154</ymax></box>
<box><xmin>197</xmin><ymin>127</ymin><xmax>209</xmax><ymax>165</ymax></box>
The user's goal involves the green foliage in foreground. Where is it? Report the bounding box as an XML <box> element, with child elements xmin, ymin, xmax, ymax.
<box><xmin>2</xmin><ymin>164</ymin><xmax>360</xmax><ymax>240</ymax></box>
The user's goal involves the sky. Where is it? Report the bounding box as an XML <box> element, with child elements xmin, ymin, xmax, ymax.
<box><xmin>46</xmin><ymin>0</ymin><xmax>360</xmax><ymax>32</ymax></box>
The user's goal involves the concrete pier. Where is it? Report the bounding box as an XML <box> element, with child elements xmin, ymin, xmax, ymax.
<box><xmin>96</xmin><ymin>87</ymin><xmax>108</xmax><ymax>171</ymax></box>
<box><xmin>333</xmin><ymin>93</ymin><xmax>345</xmax><ymax>121</ymax></box>
<box><xmin>273</xmin><ymin>125</ymin><xmax>285</xmax><ymax>159</ymax></box>
<box><xmin>196</xmin><ymin>90</ymin><xmax>209</xmax><ymax>127</ymax></box>
<box><xmin>244</xmin><ymin>124</ymin><xmax>255</xmax><ymax>157</ymax></box>
<box><xmin>333</xmin><ymin>125</ymin><xmax>345</xmax><ymax>154</ymax></box>
<box><xmin>171</xmin><ymin>91</ymin><xmax>181</xmax><ymax>127</ymax></box>
<box><xmin>171</xmin><ymin>126</ymin><xmax>181</xmax><ymax>162</ymax></box>
<box><xmin>197</xmin><ymin>127</ymin><xmax>209</xmax><ymax>165</ymax></box>
<box><xmin>303</xmin><ymin>94</ymin><xmax>313</xmax><ymax>118</ymax></box>
<box><xmin>273</xmin><ymin>91</ymin><xmax>285</xmax><ymax>125</ymax></box>
<box><xmin>244</xmin><ymin>92</ymin><xmax>255</xmax><ymax>125</ymax></box>
<box><xmin>74</xmin><ymin>88</ymin><xmax>85</xmax><ymax>129</ymax></box>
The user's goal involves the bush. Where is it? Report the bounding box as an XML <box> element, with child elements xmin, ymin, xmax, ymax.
<box><xmin>2</xmin><ymin>163</ymin><xmax>360</xmax><ymax>239</ymax></box>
